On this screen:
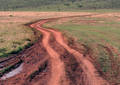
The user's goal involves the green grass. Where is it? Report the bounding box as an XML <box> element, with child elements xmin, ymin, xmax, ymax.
<box><xmin>53</xmin><ymin>24</ymin><xmax>120</xmax><ymax>48</ymax></box>
<box><xmin>0</xmin><ymin>22</ymin><xmax>36</xmax><ymax>58</ymax></box>
<box><xmin>1</xmin><ymin>11</ymin><xmax>81</xmax><ymax>58</ymax></box>
<box><xmin>7</xmin><ymin>5</ymin><xmax>120</xmax><ymax>12</ymax></box>
<box><xmin>46</xmin><ymin>16</ymin><xmax>120</xmax><ymax>52</ymax></box>
<box><xmin>1</xmin><ymin>0</ymin><xmax>120</xmax><ymax>12</ymax></box>
<box><xmin>44</xmin><ymin>16</ymin><xmax>120</xmax><ymax>84</ymax></box>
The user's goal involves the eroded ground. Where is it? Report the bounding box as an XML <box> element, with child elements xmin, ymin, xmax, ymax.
<box><xmin>0</xmin><ymin>12</ymin><xmax>120</xmax><ymax>85</ymax></box>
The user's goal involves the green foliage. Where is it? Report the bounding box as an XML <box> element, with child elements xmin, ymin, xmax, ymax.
<box><xmin>0</xmin><ymin>0</ymin><xmax>120</xmax><ymax>11</ymax></box>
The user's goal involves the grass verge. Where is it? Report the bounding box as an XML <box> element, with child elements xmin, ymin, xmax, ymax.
<box><xmin>44</xmin><ymin>15</ymin><xmax>120</xmax><ymax>84</ymax></box>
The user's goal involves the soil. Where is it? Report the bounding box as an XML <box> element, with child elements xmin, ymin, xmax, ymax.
<box><xmin>0</xmin><ymin>16</ymin><xmax>110</xmax><ymax>85</ymax></box>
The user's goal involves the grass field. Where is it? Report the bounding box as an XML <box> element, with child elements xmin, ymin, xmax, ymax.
<box><xmin>0</xmin><ymin>12</ymin><xmax>120</xmax><ymax>84</ymax></box>
<box><xmin>0</xmin><ymin>22</ymin><xmax>35</xmax><ymax>57</ymax></box>
<box><xmin>44</xmin><ymin>13</ymin><xmax>120</xmax><ymax>84</ymax></box>
<box><xmin>0</xmin><ymin>13</ymin><xmax>37</xmax><ymax>57</ymax></box>
<box><xmin>0</xmin><ymin>12</ymin><xmax>89</xmax><ymax>58</ymax></box>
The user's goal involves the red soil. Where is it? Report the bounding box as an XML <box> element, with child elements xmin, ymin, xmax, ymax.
<box><xmin>0</xmin><ymin>17</ymin><xmax>110</xmax><ymax>85</ymax></box>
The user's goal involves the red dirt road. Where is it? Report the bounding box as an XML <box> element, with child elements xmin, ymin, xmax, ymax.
<box><xmin>0</xmin><ymin>18</ymin><xmax>110</xmax><ymax>85</ymax></box>
<box><xmin>30</xmin><ymin>19</ymin><xmax>109</xmax><ymax>85</ymax></box>
<box><xmin>47</xmin><ymin>29</ymin><xmax>109</xmax><ymax>85</ymax></box>
<box><xmin>31</xmin><ymin>21</ymin><xmax>69</xmax><ymax>85</ymax></box>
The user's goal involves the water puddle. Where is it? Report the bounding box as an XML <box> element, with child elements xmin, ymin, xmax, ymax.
<box><xmin>1</xmin><ymin>63</ymin><xmax>23</xmax><ymax>80</ymax></box>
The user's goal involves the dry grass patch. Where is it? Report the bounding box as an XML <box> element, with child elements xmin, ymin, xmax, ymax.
<box><xmin>0</xmin><ymin>12</ymin><xmax>94</xmax><ymax>57</ymax></box>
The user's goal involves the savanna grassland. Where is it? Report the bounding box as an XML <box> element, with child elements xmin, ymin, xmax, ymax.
<box><xmin>0</xmin><ymin>12</ymin><xmax>89</xmax><ymax>58</ymax></box>
<box><xmin>44</xmin><ymin>13</ymin><xmax>120</xmax><ymax>84</ymax></box>
<box><xmin>0</xmin><ymin>12</ymin><xmax>120</xmax><ymax>84</ymax></box>
<box><xmin>0</xmin><ymin>0</ymin><xmax>120</xmax><ymax>84</ymax></box>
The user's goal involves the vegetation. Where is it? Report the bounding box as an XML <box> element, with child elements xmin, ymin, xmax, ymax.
<box><xmin>44</xmin><ymin>15</ymin><xmax>120</xmax><ymax>84</ymax></box>
<box><xmin>0</xmin><ymin>23</ymin><xmax>35</xmax><ymax>57</ymax></box>
<box><xmin>0</xmin><ymin>12</ymin><xmax>38</xmax><ymax>58</ymax></box>
<box><xmin>0</xmin><ymin>0</ymin><xmax>120</xmax><ymax>11</ymax></box>
<box><xmin>0</xmin><ymin>12</ymin><xmax>82</xmax><ymax>58</ymax></box>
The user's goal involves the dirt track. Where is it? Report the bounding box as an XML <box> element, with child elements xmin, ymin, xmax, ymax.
<box><xmin>0</xmin><ymin>17</ymin><xmax>110</xmax><ymax>85</ymax></box>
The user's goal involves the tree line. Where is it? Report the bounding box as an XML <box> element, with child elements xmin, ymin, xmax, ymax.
<box><xmin>0</xmin><ymin>0</ymin><xmax>120</xmax><ymax>11</ymax></box>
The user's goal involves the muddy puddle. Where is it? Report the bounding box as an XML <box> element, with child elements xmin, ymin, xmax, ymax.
<box><xmin>1</xmin><ymin>63</ymin><xmax>23</xmax><ymax>80</ymax></box>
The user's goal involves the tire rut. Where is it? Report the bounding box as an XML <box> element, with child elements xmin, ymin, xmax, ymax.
<box><xmin>30</xmin><ymin>20</ymin><xmax>69</xmax><ymax>85</ymax></box>
<box><xmin>0</xmin><ymin>16</ymin><xmax>110</xmax><ymax>85</ymax></box>
<box><xmin>48</xmin><ymin>34</ymin><xmax>85</xmax><ymax>85</ymax></box>
<box><xmin>0</xmin><ymin>36</ymin><xmax>51</xmax><ymax>85</ymax></box>
<box><xmin>32</xmin><ymin>19</ymin><xmax>110</xmax><ymax>85</ymax></box>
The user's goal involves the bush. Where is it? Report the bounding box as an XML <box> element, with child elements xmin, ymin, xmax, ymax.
<box><xmin>9</xmin><ymin>15</ymin><xmax>13</xmax><ymax>17</ymax></box>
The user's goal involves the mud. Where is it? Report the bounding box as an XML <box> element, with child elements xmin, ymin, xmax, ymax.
<box><xmin>1</xmin><ymin>63</ymin><xmax>23</xmax><ymax>80</ymax></box>
<box><xmin>0</xmin><ymin>16</ymin><xmax>110</xmax><ymax>85</ymax></box>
